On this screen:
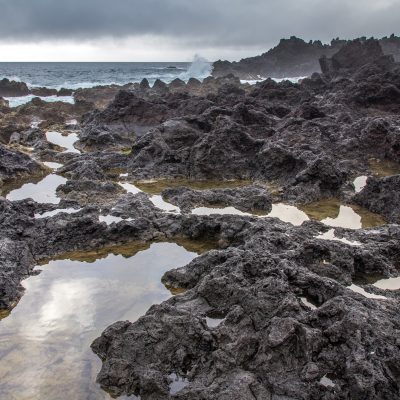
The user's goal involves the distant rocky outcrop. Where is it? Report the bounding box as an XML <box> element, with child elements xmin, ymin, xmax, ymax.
<box><xmin>0</xmin><ymin>78</ymin><xmax>30</xmax><ymax>97</ymax></box>
<box><xmin>212</xmin><ymin>35</ymin><xmax>400</xmax><ymax>79</ymax></box>
<box><xmin>319</xmin><ymin>38</ymin><xmax>390</xmax><ymax>76</ymax></box>
<box><xmin>0</xmin><ymin>78</ymin><xmax>76</xmax><ymax>99</ymax></box>
<box><xmin>30</xmin><ymin>87</ymin><xmax>58</xmax><ymax>97</ymax></box>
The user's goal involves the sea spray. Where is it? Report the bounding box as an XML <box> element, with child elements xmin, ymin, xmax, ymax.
<box><xmin>180</xmin><ymin>55</ymin><xmax>212</xmax><ymax>81</ymax></box>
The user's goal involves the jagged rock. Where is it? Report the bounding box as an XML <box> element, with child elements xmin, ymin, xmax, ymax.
<box><xmin>1</xmin><ymin>35</ymin><xmax>400</xmax><ymax>400</ymax></box>
<box><xmin>153</xmin><ymin>79</ymin><xmax>169</xmax><ymax>94</ymax></box>
<box><xmin>0</xmin><ymin>144</ymin><xmax>47</xmax><ymax>186</ymax></box>
<box><xmin>58</xmin><ymin>158</ymin><xmax>107</xmax><ymax>181</ymax></box>
<box><xmin>92</xmin><ymin>219</ymin><xmax>400</xmax><ymax>400</ymax></box>
<box><xmin>9</xmin><ymin>128</ymin><xmax>47</xmax><ymax>148</ymax></box>
<box><xmin>320</xmin><ymin>38</ymin><xmax>387</xmax><ymax>76</ymax></box>
<box><xmin>212</xmin><ymin>35</ymin><xmax>400</xmax><ymax>80</ymax></box>
<box><xmin>0</xmin><ymin>78</ymin><xmax>30</xmax><ymax>97</ymax></box>
<box><xmin>169</xmin><ymin>78</ymin><xmax>186</xmax><ymax>90</ymax></box>
<box><xmin>80</xmin><ymin>90</ymin><xmax>214</xmax><ymax>150</ymax></box>
<box><xmin>139</xmin><ymin>78</ymin><xmax>150</xmax><ymax>91</ymax></box>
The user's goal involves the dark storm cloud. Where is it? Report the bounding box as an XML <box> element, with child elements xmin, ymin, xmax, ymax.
<box><xmin>0</xmin><ymin>0</ymin><xmax>399</xmax><ymax>46</ymax></box>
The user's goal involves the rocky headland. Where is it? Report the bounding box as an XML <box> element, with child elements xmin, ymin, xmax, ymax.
<box><xmin>212</xmin><ymin>34</ymin><xmax>400</xmax><ymax>79</ymax></box>
<box><xmin>0</xmin><ymin>37</ymin><xmax>400</xmax><ymax>399</ymax></box>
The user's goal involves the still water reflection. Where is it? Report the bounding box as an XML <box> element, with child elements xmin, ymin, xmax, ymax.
<box><xmin>0</xmin><ymin>242</ymin><xmax>197</xmax><ymax>400</ymax></box>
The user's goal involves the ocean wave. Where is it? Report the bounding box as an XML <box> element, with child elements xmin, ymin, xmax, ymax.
<box><xmin>5</xmin><ymin>95</ymin><xmax>75</xmax><ymax>108</ymax></box>
<box><xmin>0</xmin><ymin>61</ymin><xmax>212</xmax><ymax>91</ymax></box>
<box><xmin>241</xmin><ymin>76</ymin><xmax>307</xmax><ymax>85</ymax></box>
<box><xmin>2</xmin><ymin>75</ymin><xmax>23</xmax><ymax>83</ymax></box>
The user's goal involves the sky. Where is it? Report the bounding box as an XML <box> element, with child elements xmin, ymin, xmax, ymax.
<box><xmin>0</xmin><ymin>0</ymin><xmax>399</xmax><ymax>62</ymax></box>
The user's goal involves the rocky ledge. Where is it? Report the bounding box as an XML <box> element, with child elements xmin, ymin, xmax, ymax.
<box><xmin>0</xmin><ymin>37</ymin><xmax>400</xmax><ymax>400</ymax></box>
<box><xmin>161</xmin><ymin>185</ymin><xmax>272</xmax><ymax>213</ymax></box>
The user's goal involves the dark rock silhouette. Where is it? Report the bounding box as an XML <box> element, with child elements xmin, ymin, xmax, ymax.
<box><xmin>0</xmin><ymin>78</ymin><xmax>30</xmax><ymax>97</ymax></box>
<box><xmin>212</xmin><ymin>35</ymin><xmax>400</xmax><ymax>79</ymax></box>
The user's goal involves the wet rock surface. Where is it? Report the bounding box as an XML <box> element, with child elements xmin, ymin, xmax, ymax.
<box><xmin>1</xmin><ymin>37</ymin><xmax>400</xmax><ymax>400</ymax></box>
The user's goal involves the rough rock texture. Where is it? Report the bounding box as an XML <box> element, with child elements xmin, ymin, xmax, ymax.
<box><xmin>161</xmin><ymin>185</ymin><xmax>272</xmax><ymax>213</ymax></box>
<box><xmin>353</xmin><ymin>175</ymin><xmax>400</xmax><ymax>223</ymax></box>
<box><xmin>116</xmin><ymin>40</ymin><xmax>400</xmax><ymax>207</ymax></box>
<box><xmin>0</xmin><ymin>97</ymin><xmax>91</xmax><ymax>144</ymax></box>
<box><xmin>0</xmin><ymin>144</ymin><xmax>47</xmax><ymax>186</ymax></box>
<box><xmin>77</xmin><ymin>89</ymin><xmax>215</xmax><ymax>151</ymax></box>
<box><xmin>1</xmin><ymin>36</ymin><xmax>400</xmax><ymax>400</ymax></box>
<box><xmin>92</xmin><ymin>219</ymin><xmax>400</xmax><ymax>400</ymax></box>
<box><xmin>74</xmin><ymin>84</ymin><xmax>133</xmax><ymax>110</ymax></box>
<box><xmin>56</xmin><ymin>180</ymin><xmax>125</xmax><ymax>206</ymax></box>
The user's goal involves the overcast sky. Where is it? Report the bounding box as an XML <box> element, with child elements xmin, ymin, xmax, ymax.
<box><xmin>0</xmin><ymin>0</ymin><xmax>399</xmax><ymax>61</ymax></box>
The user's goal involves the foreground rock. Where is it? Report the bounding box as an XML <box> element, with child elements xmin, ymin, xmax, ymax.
<box><xmin>0</xmin><ymin>144</ymin><xmax>47</xmax><ymax>186</ymax></box>
<box><xmin>92</xmin><ymin>219</ymin><xmax>400</xmax><ymax>399</ymax></box>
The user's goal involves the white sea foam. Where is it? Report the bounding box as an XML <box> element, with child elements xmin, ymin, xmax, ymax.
<box><xmin>241</xmin><ymin>76</ymin><xmax>307</xmax><ymax>85</ymax></box>
<box><xmin>5</xmin><ymin>95</ymin><xmax>75</xmax><ymax>108</ymax></box>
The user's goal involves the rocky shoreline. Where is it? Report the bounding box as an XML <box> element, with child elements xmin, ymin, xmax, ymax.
<box><xmin>1</xmin><ymin>38</ymin><xmax>400</xmax><ymax>399</ymax></box>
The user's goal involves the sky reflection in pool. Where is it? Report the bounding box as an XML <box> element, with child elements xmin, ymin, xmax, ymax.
<box><xmin>0</xmin><ymin>242</ymin><xmax>197</xmax><ymax>400</ymax></box>
<box><xmin>46</xmin><ymin>131</ymin><xmax>80</xmax><ymax>153</ymax></box>
<box><xmin>6</xmin><ymin>174</ymin><xmax>67</xmax><ymax>204</ymax></box>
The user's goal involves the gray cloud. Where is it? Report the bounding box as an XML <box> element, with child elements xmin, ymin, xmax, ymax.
<box><xmin>0</xmin><ymin>0</ymin><xmax>399</xmax><ymax>48</ymax></box>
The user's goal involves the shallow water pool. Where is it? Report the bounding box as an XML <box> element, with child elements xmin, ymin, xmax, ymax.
<box><xmin>0</xmin><ymin>242</ymin><xmax>197</xmax><ymax>399</ymax></box>
<box><xmin>6</xmin><ymin>174</ymin><xmax>67</xmax><ymax>204</ymax></box>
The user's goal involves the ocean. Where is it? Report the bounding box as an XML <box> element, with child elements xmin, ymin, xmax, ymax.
<box><xmin>0</xmin><ymin>60</ymin><xmax>213</xmax><ymax>89</ymax></box>
<box><xmin>0</xmin><ymin>59</ymin><xmax>305</xmax><ymax>107</ymax></box>
<box><xmin>0</xmin><ymin>58</ymin><xmax>212</xmax><ymax>107</ymax></box>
